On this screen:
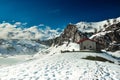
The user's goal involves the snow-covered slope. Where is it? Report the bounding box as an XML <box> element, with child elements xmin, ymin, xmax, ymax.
<box><xmin>76</xmin><ymin>17</ymin><xmax>120</xmax><ymax>33</ymax></box>
<box><xmin>48</xmin><ymin>42</ymin><xmax>80</xmax><ymax>54</ymax></box>
<box><xmin>0</xmin><ymin>52</ymin><xmax>120</xmax><ymax>80</ymax></box>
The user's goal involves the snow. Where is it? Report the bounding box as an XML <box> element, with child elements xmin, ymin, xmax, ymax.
<box><xmin>76</xmin><ymin>17</ymin><xmax>120</xmax><ymax>33</ymax></box>
<box><xmin>0</xmin><ymin>55</ymin><xmax>32</xmax><ymax>67</ymax></box>
<box><xmin>89</xmin><ymin>31</ymin><xmax>112</xmax><ymax>39</ymax></box>
<box><xmin>47</xmin><ymin>42</ymin><xmax>80</xmax><ymax>54</ymax></box>
<box><xmin>102</xmin><ymin>50</ymin><xmax>120</xmax><ymax>58</ymax></box>
<box><xmin>0</xmin><ymin>17</ymin><xmax>120</xmax><ymax>80</ymax></box>
<box><xmin>0</xmin><ymin>41</ymin><xmax>120</xmax><ymax>80</ymax></box>
<box><xmin>1</xmin><ymin>17</ymin><xmax>119</xmax><ymax>40</ymax></box>
<box><xmin>0</xmin><ymin>52</ymin><xmax>120</xmax><ymax>80</ymax></box>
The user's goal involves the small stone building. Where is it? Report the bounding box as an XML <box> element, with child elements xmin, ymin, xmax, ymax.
<box><xmin>77</xmin><ymin>38</ymin><xmax>101</xmax><ymax>51</ymax></box>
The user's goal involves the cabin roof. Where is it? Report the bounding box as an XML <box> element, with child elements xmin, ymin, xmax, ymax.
<box><xmin>77</xmin><ymin>38</ymin><xmax>97</xmax><ymax>44</ymax></box>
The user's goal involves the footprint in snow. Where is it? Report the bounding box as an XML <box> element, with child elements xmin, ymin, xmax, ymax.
<box><xmin>53</xmin><ymin>74</ymin><xmax>55</xmax><ymax>77</ymax></box>
<box><xmin>10</xmin><ymin>78</ymin><xmax>16</xmax><ymax>80</ymax></box>
<box><xmin>84</xmin><ymin>71</ymin><xmax>87</xmax><ymax>74</ymax></box>
<box><xmin>65</xmin><ymin>76</ymin><xmax>69</xmax><ymax>80</ymax></box>
<box><xmin>35</xmin><ymin>77</ymin><xmax>39</xmax><ymax>80</ymax></box>
<box><xmin>34</xmin><ymin>71</ymin><xmax>38</xmax><ymax>74</ymax></box>
<box><xmin>23</xmin><ymin>73</ymin><xmax>28</xmax><ymax>77</ymax></box>
<box><xmin>66</xmin><ymin>71</ymin><xmax>72</xmax><ymax>75</ymax></box>
<box><xmin>44</xmin><ymin>73</ymin><xmax>49</xmax><ymax>77</ymax></box>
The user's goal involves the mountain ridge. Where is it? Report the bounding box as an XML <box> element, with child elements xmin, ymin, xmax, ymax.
<box><xmin>41</xmin><ymin>17</ymin><xmax>120</xmax><ymax>52</ymax></box>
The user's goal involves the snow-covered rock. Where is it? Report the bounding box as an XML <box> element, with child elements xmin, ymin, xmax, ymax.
<box><xmin>76</xmin><ymin>17</ymin><xmax>120</xmax><ymax>33</ymax></box>
<box><xmin>90</xmin><ymin>22</ymin><xmax>120</xmax><ymax>52</ymax></box>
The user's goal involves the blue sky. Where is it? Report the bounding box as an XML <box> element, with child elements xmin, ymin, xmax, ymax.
<box><xmin>0</xmin><ymin>0</ymin><xmax>120</xmax><ymax>29</ymax></box>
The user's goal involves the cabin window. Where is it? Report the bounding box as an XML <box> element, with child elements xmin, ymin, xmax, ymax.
<box><xmin>90</xmin><ymin>46</ymin><xmax>92</xmax><ymax>49</ymax></box>
<box><xmin>84</xmin><ymin>46</ymin><xmax>86</xmax><ymax>49</ymax></box>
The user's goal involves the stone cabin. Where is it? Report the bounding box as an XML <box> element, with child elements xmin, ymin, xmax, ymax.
<box><xmin>77</xmin><ymin>38</ymin><xmax>102</xmax><ymax>51</ymax></box>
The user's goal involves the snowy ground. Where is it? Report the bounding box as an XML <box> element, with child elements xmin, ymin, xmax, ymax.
<box><xmin>0</xmin><ymin>52</ymin><xmax>120</xmax><ymax>80</ymax></box>
<box><xmin>103</xmin><ymin>50</ymin><xmax>120</xmax><ymax>58</ymax></box>
<box><xmin>0</xmin><ymin>55</ymin><xmax>33</xmax><ymax>67</ymax></box>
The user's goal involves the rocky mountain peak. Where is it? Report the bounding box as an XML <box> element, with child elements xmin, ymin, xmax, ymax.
<box><xmin>61</xmin><ymin>24</ymin><xmax>78</xmax><ymax>41</ymax></box>
<box><xmin>57</xmin><ymin>24</ymin><xmax>87</xmax><ymax>44</ymax></box>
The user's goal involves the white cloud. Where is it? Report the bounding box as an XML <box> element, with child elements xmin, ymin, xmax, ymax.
<box><xmin>15</xmin><ymin>22</ymin><xmax>21</xmax><ymax>26</ymax></box>
<box><xmin>38</xmin><ymin>24</ymin><xmax>44</xmax><ymax>26</ymax></box>
<box><xmin>0</xmin><ymin>22</ymin><xmax>61</xmax><ymax>40</ymax></box>
<box><xmin>22</xmin><ymin>22</ymin><xmax>27</xmax><ymax>25</ymax></box>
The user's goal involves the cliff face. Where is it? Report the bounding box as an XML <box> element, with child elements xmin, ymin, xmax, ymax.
<box><xmin>91</xmin><ymin>22</ymin><xmax>120</xmax><ymax>51</ymax></box>
<box><xmin>58</xmin><ymin>24</ymin><xmax>87</xmax><ymax>44</ymax></box>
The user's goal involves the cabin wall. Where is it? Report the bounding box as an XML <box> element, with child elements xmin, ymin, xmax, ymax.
<box><xmin>80</xmin><ymin>40</ymin><xmax>96</xmax><ymax>50</ymax></box>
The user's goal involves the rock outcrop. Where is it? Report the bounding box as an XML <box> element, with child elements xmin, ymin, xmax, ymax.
<box><xmin>91</xmin><ymin>22</ymin><xmax>120</xmax><ymax>51</ymax></box>
<box><xmin>58</xmin><ymin>24</ymin><xmax>87</xmax><ymax>45</ymax></box>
